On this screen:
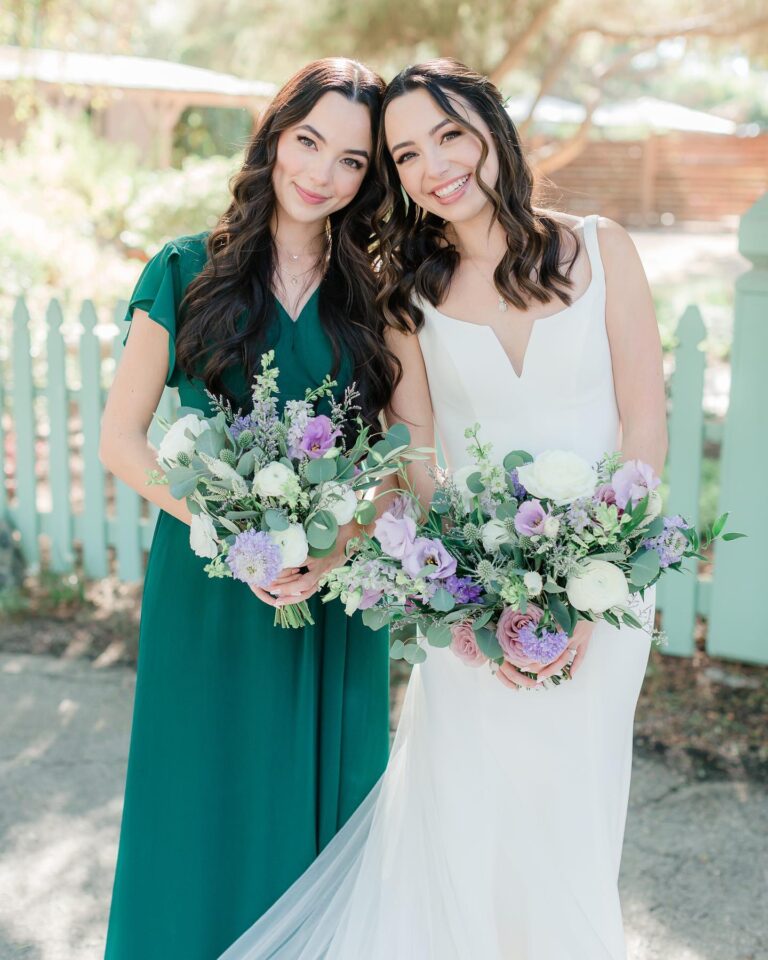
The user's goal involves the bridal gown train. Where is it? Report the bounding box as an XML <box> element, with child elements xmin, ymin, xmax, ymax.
<box><xmin>220</xmin><ymin>215</ymin><xmax>654</xmax><ymax>960</ymax></box>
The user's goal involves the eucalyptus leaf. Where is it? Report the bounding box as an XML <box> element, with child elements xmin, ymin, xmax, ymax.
<box><xmin>355</xmin><ymin>500</ymin><xmax>377</xmax><ymax>525</ymax></box>
<box><xmin>495</xmin><ymin>501</ymin><xmax>518</xmax><ymax>520</ymax></box>
<box><xmin>430</xmin><ymin>587</ymin><xmax>455</xmax><ymax>612</ymax></box>
<box><xmin>305</xmin><ymin>457</ymin><xmax>337</xmax><ymax>484</ymax></box>
<box><xmin>363</xmin><ymin>607</ymin><xmax>391</xmax><ymax>631</ymax></box>
<box><xmin>196</xmin><ymin>428</ymin><xmax>227</xmax><ymax>458</ymax></box>
<box><xmin>403</xmin><ymin>644</ymin><xmax>427</xmax><ymax>665</ymax></box>
<box><xmin>629</xmin><ymin>549</ymin><xmax>661</xmax><ymax>587</ymax></box>
<box><xmin>547</xmin><ymin>593</ymin><xmax>573</xmax><ymax>633</ymax></box>
<box><xmin>466</xmin><ymin>471</ymin><xmax>485</xmax><ymax>494</ymax></box>
<box><xmin>169</xmin><ymin>472</ymin><xmax>202</xmax><ymax>499</ymax></box>
<box><xmin>474</xmin><ymin>625</ymin><xmax>503</xmax><ymax>659</ymax></box>
<box><xmin>389</xmin><ymin>637</ymin><xmax>406</xmax><ymax>659</ymax></box>
<box><xmin>503</xmin><ymin>450</ymin><xmax>533</xmax><ymax>471</ymax></box>
<box><xmin>264</xmin><ymin>509</ymin><xmax>290</xmax><ymax>531</ymax></box>
<box><xmin>385</xmin><ymin>423</ymin><xmax>411</xmax><ymax>447</ymax></box>
<box><xmin>306</xmin><ymin>510</ymin><xmax>338</xmax><ymax>550</ymax></box>
<box><xmin>431</xmin><ymin>491</ymin><xmax>451</xmax><ymax>515</ymax></box>
<box><xmin>426</xmin><ymin>622</ymin><xmax>453</xmax><ymax>647</ymax></box>
<box><xmin>236</xmin><ymin>450</ymin><xmax>256</xmax><ymax>477</ymax></box>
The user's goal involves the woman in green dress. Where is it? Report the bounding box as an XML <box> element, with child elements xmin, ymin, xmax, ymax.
<box><xmin>99</xmin><ymin>59</ymin><xmax>398</xmax><ymax>960</ymax></box>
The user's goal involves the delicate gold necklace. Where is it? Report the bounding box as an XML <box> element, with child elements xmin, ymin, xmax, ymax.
<box><xmin>462</xmin><ymin>255</ymin><xmax>510</xmax><ymax>313</ymax></box>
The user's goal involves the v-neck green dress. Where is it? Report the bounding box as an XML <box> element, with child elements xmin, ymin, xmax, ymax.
<box><xmin>104</xmin><ymin>233</ymin><xmax>390</xmax><ymax>960</ymax></box>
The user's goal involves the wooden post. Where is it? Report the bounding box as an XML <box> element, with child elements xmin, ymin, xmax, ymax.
<box><xmin>11</xmin><ymin>299</ymin><xmax>39</xmax><ymax>570</ymax></box>
<box><xmin>708</xmin><ymin>193</ymin><xmax>768</xmax><ymax>664</ymax></box>
<box><xmin>657</xmin><ymin>306</ymin><xmax>706</xmax><ymax>656</ymax></box>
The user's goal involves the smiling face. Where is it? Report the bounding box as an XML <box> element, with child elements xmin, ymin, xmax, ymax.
<box><xmin>384</xmin><ymin>87</ymin><xmax>499</xmax><ymax>224</ymax></box>
<box><xmin>272</xmin><ymin>90</ymin><xmax>373</xmax><ymax>225</ymax></box>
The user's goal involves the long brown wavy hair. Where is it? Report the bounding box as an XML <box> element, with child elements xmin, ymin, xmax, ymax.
<box><xmin>176</xmin><ymin>58</ymin><xmax>399</xmax><ymax>431</ymax></box>
<box><xmin>374</xmin><ymin>59</ymin><xmax>580</xmax><ymax>333</ymax></box>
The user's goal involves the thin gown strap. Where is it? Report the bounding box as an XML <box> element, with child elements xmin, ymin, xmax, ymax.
<box><xmin>581</xmin><ymin>214</ymin><xmax>605</xmax><ymax>288</ymax></box>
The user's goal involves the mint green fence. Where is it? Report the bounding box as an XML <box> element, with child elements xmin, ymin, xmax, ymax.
<box><xmin>1</xmin><ymin>196</ymin><xmax>766</xmax><ymax>665</ymax></box>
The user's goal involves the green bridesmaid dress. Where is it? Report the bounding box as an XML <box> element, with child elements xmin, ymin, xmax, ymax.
<box><xmin>104</xmin><ymin>234</ymin><xmax>390</xmax><ymax>960</ymax></box>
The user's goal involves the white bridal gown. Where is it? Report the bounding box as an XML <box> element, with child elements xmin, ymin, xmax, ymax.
<box><xmin>220</xmin><ymin>215</ymin><xmax>654</xmax><ymax>959</ymax></box>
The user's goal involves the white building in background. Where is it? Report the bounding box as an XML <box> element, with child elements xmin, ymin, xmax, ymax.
<box><xmin>0</xmin><ymin>45</ymin><xmax>276</xmax><ymax>165</ymax></box>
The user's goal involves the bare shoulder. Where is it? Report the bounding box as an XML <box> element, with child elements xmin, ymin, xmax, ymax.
<box><xmin>595</xmin><ymin>216</ymin><xmax>642</xmax><ymax>266</ymax></box>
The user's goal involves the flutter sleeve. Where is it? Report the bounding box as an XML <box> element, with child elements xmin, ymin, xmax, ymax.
<box><xmin>122</xmin><ymin>240</ymin><xmax>184</xmax><ymax>386</ymax></box>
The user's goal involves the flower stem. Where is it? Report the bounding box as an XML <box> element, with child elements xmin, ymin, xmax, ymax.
<box><xmin>274</xmin><ymin>601</ymin><xmax>315</xmax><ymax>629</ymax></box>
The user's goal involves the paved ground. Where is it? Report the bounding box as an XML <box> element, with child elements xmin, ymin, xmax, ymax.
<box><xmin>0</xmin><ymin>652</ymin><xmax>766</xmax><ymax>960</ymax></box>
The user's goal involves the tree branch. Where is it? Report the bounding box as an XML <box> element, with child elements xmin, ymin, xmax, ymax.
<box><xmin>489</xmin><ymin>0</ymin><xmax>562</xmax><ymax>86</ymax></box>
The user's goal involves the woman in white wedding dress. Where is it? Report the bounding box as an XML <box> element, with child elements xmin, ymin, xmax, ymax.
<box><xmin>219</xmin><ymin>59</ymin><xmax>667</xmax><ymax>960</ymax></box>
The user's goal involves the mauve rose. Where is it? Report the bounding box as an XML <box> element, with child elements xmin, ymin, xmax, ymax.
<box><xmin>610</xmin><ymin>460</ymin><xmax>660</xmax><ymax>509</ymax></box>
<box><xmin>594</xmin><ymin>483</ymin><xmax>617</xmax><ymax>506</ymax></box>
<box><xmin>450</xmin><ymin>622</ymin><xmax>488</xmax><ymax>667</ymax></box>
<box><xmin>402</xmin><ymin>537</ymin><xmax>457</xmax><ymax>580</ymax></box>
<box><xmin>514</xmin><ymin>499</ymin><xmax>548</xmax><ymax>536</ymax></box>
<box><xmin>496</xmin><ymin>603</ymin><xmax>544</xmax><ymax>671</ymax></box>
<box><xmin>374</xmin><ymin>512</ymin><xmax>417</xmax><ymax>559</ymax></box>
<box><xmin>299</xmin><ymin>415</ymin><xmax>342</xmax><ymax>459</ymax></box>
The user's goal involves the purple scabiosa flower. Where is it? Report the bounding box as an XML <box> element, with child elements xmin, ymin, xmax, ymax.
<box><xmin>444</xmin><ymin>575</ymin><xmax>484</xmax><ymax>604</ymax></box>
<box><xmin>508</xmin><ymin>468</ymin><xmax>527</xmax><ymax>500</ymax></box>
<box><xmin>299</xmin><ymin>415</ymin><xmax>342</xmax><ymax>459</ymax></box>
<box><xmin>642</xmin><ymin>516</ymin><xmax>689</xmax><ymax>568</ymax></box>
<box><xmin>226</xmin><ymin>529</ymin><xmax>283</xmax><ymax>588</ymax></box>
<box><xmin>517</xmin><ymin>624</ymin><xmax>570</xmax><ymax>666</ymax></box>
<box><xmin>229</xmin><ymin>414</ymin><xmax>254</xmax><ymax>441</ymax></box>
<box><xmin>611</xmin><ymin>460</ymin><xmax>660</xmax><ymax>509</ymax></box>
<box><xmin>514</xmin><ymin>499</ymin><xmax>549</xmax><ymax>536</ymax></box>
<box><xmin>402</xmin><ymin>537</ymin><xmax>458</xmax><ymax>580</ymax></box>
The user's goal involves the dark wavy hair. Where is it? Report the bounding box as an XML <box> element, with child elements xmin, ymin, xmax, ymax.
<box><xmin>374</xmin><ymin>58</ymin><xmax>580</xmax><ymax>333</ymax></box>
<box><xmin>176</xmin><ymin>58</ymin><xmax>399</xmax><ymax>432</ymax></box>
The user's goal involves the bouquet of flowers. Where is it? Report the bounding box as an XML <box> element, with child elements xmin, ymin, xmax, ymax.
<box><xmin>322</xmin><ymin>424</ymin><xmax>742</xmax><ymax>680</ymax></box>
<box><xmin>149</xmin><ymin>351</ymin><xmax>424</xmax><ymax>628</ymax></box>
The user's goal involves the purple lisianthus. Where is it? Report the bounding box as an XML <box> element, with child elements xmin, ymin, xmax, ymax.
<box><xmin>517</xmin><ymin>624</ymin><xmax>570</xmax><ymax>666</ymax></box>
<box><xmin>358</xmin><ymin>587</ymin><xmax>384</xmax><ymax>610</ymax></box>
<box><xmin>374</xmin><ymin>512</ymin><xmax>417</xmax><ymax>559</ymax></box>
<box><xmin>229</xmin><ymin>414</ymin><xmax>255</xmax><ymax>441</ymax></box>
<box><xmin>611</xmin><ymin>460</ymin><xmax>660</xmax><ymax>510</ymax></box>
<box><xmin>402</xmin><ymin>537</ymin><xmax>458</xmax><ymax>580</ymax></box>
<box><xmin>514</xmin><ymin>499</ymin><xmax>549</xmax><ymax>537</ymax></box>
<box><xmin>299</xmin><ymin>415</ymin><xmax>342</xmax><ymax>459</ymax></box>
<box><xmin>444</xmin><ymin>575</ymin><xmax>484</xmax><ymax>604</ymax></box>
<box><xmin>387</xmin><ymin>492</ymin><xmax>420</xmax><ymax>521</ymax></box>
<box><xmin>508</xmin><ymin>468</ymin><xmax>527</xmax><ymax>500</ymax></box>
<box><xmin>226</xmin><ymin>529</ymin><xmax>283</xmax><ymax>588</ymax></box>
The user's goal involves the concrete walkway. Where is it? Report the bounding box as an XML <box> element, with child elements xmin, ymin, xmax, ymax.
<box><xmin>0</xmin><ymin>652</ymin><xmax>765</xmax><ymax>960</ymax></box>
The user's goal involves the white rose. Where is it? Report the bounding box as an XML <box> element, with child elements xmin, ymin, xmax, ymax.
<box><xmin>252</xmin><ymin>462</ymin><xmax>300</xmax><ymax>502</ymax></box>
<box><xmin>318</xmin><ymin>481</ymin><xmax>358</xmax><ymax>525</ymax></box>
<box><xmin>344</xmin><ymin>588</ymin><xmax>363</xmax><ymax>616</ymax></box>
<box><xmin>517</xmin><ymin>451</ymin><xmax>597</xmax><ymax>506</ymax></box>
<box><xmin>157</xmin><ymin>414</ymin><xmax>209</xmax><ymax>468</ymax></box>
<box><xmin>481</xmin><ymin>519</ymin><xmax>512</xmax><ymax>553</ymax></box>
<box><xmin>269</xmin><ymin>522</ymin><xmax>309</xmax><ymax>567</ymax></box>
<box><xmin>566</xmin><ymin>559</ymin><xmax>630</xmax><ymax>613</ymax></box>
<box><xmin>543</xmin><ymin>516</ymin><xmax>560</xmax><ymax>538</ymax></box>
<box><xmin>523</xmin><ymin>571</ymin><xmax>543</xmax><ymax>597</ymax></box>
<box><xmin>189</xmin><ymin>513</ymin><xmax>219</xmax><ymax>559</ymax></box>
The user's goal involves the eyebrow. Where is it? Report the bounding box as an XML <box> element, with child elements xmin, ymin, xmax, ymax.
<box><xmin>296</xmin><ymin>124</ymin><xmax>370</xmax><ymax>160</ymax></box>
<box><xmin>390</xmin><ymin>118</ymin><xmax>452</xmax><ymax>153</ymax></box>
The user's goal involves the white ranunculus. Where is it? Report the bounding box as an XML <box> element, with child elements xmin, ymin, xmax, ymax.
<box><xmin>252</xmin><ymin>462</ymin><xmax>300</xmax><ymax>502</ymax></box>
<box><xmin>566</xmin><ymin>559</ymin><xmax>629</xmax><ymax>613</ymax></box>
<box><xmin>523</xmin><ymin>571</ymin><xmax>543</xmax><ymax>597</ymax></box>
<box><xmin>157</xmin><ymin>414</ymin><xmax>209</xmax><ymax>468</ymax></box>
<box><xmin>318</xmin><ymin>481</ymin><xmax>358</xmax><ymax>525</ymax></box>
<box><xmin>481</xmin><ymin>519</ymin><xmax>512</xmax><ymax>553</ymax></box>
<box><xmin>269</xmin><ymin>522</ymin><xmax>309</xmax><ymax>567</ymax></box>
<box><xmin>543</xmin><ymin>516</ymin><xmax>561</xmax><ymax>538</ymax></box>
<box><xmin>189</xmin><ymin>513</ymin><xmax>219</xmax><ymax>559</ymax></box>
<box><xmin>517</xmin><ymin>451</ymin><xmax>597</xmax><ymax>506</ymax></box>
